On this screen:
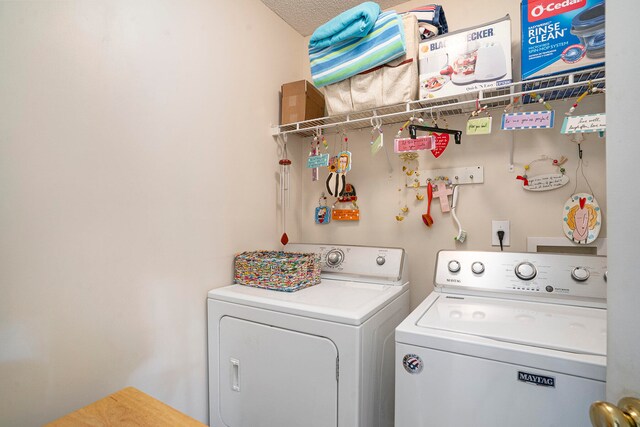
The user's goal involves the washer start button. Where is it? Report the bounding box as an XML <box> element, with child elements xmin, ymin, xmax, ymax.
<box><xmin>545</xmin><ymin>285</ymin><xmax>554</xmax><ymax>293</ymax></box>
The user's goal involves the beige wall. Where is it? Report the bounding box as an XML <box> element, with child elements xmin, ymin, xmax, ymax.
<box><xmin>298</xmin><ymin>0</ymin><xmax>606</xmax><ymax>308</ymax></box>
<box><xmin>0</xmin><ymin>0</ymin><xmax>305</xmax><ymax>425</ymax></box>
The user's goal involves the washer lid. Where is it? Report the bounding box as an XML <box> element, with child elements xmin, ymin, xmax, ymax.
<box><xmin>208</xmin><ymin>279</ymin><xmax>407</xmax><ymax>326</ymax></box>
<box><xmin>416</xmin><ymin>294</ymin><xmax>606</xmax><ymax>356</ymax></box>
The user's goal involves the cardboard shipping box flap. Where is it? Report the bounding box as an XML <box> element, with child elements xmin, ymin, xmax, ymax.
<box><xmin>281</xmin><ymin>80</ymin><xmax>325</xmax><ymax>125</ymax></box>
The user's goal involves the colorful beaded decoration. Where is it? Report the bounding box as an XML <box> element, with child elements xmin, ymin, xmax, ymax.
<box><xmin>517</xmin><ymin>155</ymin><xmax>567</xmax><ymax>186</ymax></box>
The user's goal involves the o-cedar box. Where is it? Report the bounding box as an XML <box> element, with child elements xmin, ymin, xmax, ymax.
<box><xmin>521</xmin><ymin>0</ymin><xmax>605</xmax><ymax>80</ymax></box>
<box><xmin>418</xmin><ymin>16</ymin><xmax>512</xmax><ymax>101</ymax></box>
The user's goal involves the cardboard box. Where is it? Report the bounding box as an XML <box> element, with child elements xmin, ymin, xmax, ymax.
<box><xmin>418</xmin><ymin>16</ymin><xmax>512</xmax><ymax>101</ymax></box>
<box><xmin>280</xmin><ymin>80</ymin><xmax>325</xmax><ymax>125</ymax></box>
<box><xmin>521</xmin><ymin>0</ymin><xmax>605</xmax><ymax>80</ymax></box>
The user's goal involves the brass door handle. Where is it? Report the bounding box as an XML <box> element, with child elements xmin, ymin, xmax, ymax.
<box><xmin>590</xmin><ymin>397</ymin><xmax>640</xmax><ymax>427</ymax></box>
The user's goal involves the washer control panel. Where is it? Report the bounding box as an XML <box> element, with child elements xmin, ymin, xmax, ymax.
<box><xmin>434</xmin><ymin>250</ymin><xmax>607</xmax><ymax>304</ymax></box>
<box><xmin>286</xmin><ymin>243</ymin><xmax>407</xmax><ymax>285</ymax></box>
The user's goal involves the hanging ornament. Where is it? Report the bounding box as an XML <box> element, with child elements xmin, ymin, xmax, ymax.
<box><xmin>563</xmin><ymin>193</ymin><xmax>601</xmax><ymax>244</ymax></box>
<box><xmin>315</xmin><ymin>192</ymin><xmax>331</xmax><ymax>224</ymax></box>
<box><xmin>332</xmin><ymin>183</ymin><xmax>360</xmax><ymax>221</ymax></box>
<box><xmin>517</xmin><ymin>155</ymin><xmax>569</xmax><ymax>191</ymax></box>
<box><xmin>307</xmin><ymin>129</ymin><xmax>329</xmax><ymax>180</ymax></box>
<box><xmin>326</xmin><ymin>131</ymin><xmax>350</xmax><ymax>197</ymax></box>
<box><xmin>562</xmin><ymin>141</ymin><xmax>602</xmax><ymax>244</ymax></box>
<box><xmin>396</xmin><ymin>152</ymin><xmax>420</xmax><ymax>221</ymax></box>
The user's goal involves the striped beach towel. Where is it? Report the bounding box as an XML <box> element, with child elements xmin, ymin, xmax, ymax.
<box><xmin>309</xmin><ymin>11</ymin><xmax>406</xmax><ymax>88</ymax></box>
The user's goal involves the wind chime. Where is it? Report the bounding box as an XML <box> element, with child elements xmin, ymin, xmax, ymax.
<box><xmin>279</xmin><ymin>136</ymin><xmax>291</xmax><ymax>245</ymax></box>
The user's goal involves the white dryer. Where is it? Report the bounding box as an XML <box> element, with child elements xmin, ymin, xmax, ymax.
<box><xmin>395</xmin><ymin>250</ymin><xmax>607</xmax><ymax>427</ymax></box>
<box><xmin>208</xmin><ymin>243</ymin><xmax>410</xmax><ymax>427</ymax></box>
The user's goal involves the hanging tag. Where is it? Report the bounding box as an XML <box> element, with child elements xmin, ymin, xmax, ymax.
<box><xmin>315</xmin><ymin>206</ymin><xmax>331</xmax><ymax>224</ymax></box>
<box><xmin>336</xmin><ymin>151</ymin><xmax>351</xmax><ymax>173</ymax></box>
<box><xmin>307</xmin><ymin>153</ymin><xmax>330</xmax><ymax>168</ymax></box>
<box><xmin>371</xmin><ymin>132</ymin><xmax>383</xmax><ymax>155</ymax></box>
<box><xmin>466</xmin><ymin>117</ymin><xmax>493</xmax><ymax>135</ymax></box>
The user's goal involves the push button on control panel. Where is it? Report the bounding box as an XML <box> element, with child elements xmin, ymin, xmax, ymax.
<box><xmin>376</xmin><ymin>256</ymin><xmax>386</xmax><ymax>266</ymax></box>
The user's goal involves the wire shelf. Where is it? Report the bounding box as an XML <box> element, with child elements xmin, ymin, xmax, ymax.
<box><xmin>272</xmin><ymin>67</ymin><xmax>605</xmax><ymax>138</ymax></box>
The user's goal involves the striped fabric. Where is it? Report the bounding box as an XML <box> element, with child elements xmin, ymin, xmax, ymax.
<box><xmin>309</xmin><ymin>11</ymin><xmax>406</xmax><ymax>88</ymax></box>
<box><xmin>409</xmin><ymin>4</ymin><xmax>448</xmax><ymax>40</ymax></box>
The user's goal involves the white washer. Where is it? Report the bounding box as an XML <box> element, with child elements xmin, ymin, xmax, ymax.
<box><xmin>208</xmin><ymin>243</ymin><xmax>410</xmax><ymax>427</ymax></box>
<box><xmin>395</xmin><ymin>250</ymin><xmax>607</xmax><ymax>427</ymax></box>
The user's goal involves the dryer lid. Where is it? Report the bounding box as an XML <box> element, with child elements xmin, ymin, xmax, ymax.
<box><xmin>208</xmin><ymin>279</ymin><xmax>407</xmax><ymax>326</ymax></box>
<box><xmin>416</xmin><ymin>294</ymin><xmax>606</xmax><ymax>356</ymax></box>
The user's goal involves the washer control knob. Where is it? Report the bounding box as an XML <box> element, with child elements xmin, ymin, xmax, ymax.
<box><xmin>571</xmin><ymin>267</ymin><xmax>590</xmax><ymax>282</ymax></box>
<box><xmin>326</xmin><ymin>249</ymin><xmax>344</xmax><ymax>267</ymax></box>
<box><xmin>448</xmin><ymin>260</ymin><xmax>461</xmax><ymax>273</ymax></box>
<box><xmin>515</xmin><ymin>262</ymin><xmax>537</xmax><ymax>280</ymax></box>
<box><xmin>471</xmin><ymin>261</ymin><xmax>485</xmax><ymax>275</ymax></box>
<box><xmin>376</xmin><ymin>256</ymin><xmax>386</xmax><ymax>266</ymax></box>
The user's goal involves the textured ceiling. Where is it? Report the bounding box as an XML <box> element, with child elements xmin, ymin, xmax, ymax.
<box><xmin>261</xmin><ymin>0</ymin><xmax>407</xmax><ymax>36</ymax></box>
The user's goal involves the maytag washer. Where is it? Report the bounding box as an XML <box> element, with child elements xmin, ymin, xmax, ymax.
<box><xmin>208</xmin><ymin>243</ymin><xmax>410</xmax><ymax>427</ymax></box>
<box><xmin>395</xmin><ymin>250</ymin><xmax>607</xmax><ymax>427</ymax></box>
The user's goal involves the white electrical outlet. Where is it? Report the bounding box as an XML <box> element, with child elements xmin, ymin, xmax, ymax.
<box><xmin>492</xmin><ymin>220</ymin><xmax>510</xmax><ymax>247</ymax></box>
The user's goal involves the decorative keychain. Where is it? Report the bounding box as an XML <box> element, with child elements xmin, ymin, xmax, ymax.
<box><xmin>562</xmin><ymin>142</ymin><xmax>602</xmax><ymax>244</ymax></box>
<box><xmin>315</xmin><ymin>192</ymin><xmax>331</xmax><ymax>224</ymax></box>
<box><xmin>516</xmin><ymin>155</ymin><xmax>569</xmax><ymax>191</ymax></box>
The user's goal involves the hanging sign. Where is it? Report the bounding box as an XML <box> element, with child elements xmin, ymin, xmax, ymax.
<box><xmin>307</xmin><ymin>153</ymin><xmax>329</xmax><ymax>168</ymax></box>
<box><xmin>466</xmin><ymin>117</ymin><xmax>493</xmax><ymax>135</ymax></box>
<box><xmin>561</xmin><ymin>113</ymin><xmax>606</xmax><ymax>134</ymax></box>
<box><xmin>394</xmin><ymin>135</ymin><xmax>435</xmax><ymax>153</ymax></box>
<box><xmin>501</xmin><ymin>111</ymin><xmax>555</xmax><ymax>130</ymax></box>
<box><xmin>523</xmin><ymin>173</ymin><xmax>569</xmax><ymax>191</ymax></box>
<box><xmin>562</xmin><ymin>193</ymin><xmax>602</xmax><ymax>244</ymax></box>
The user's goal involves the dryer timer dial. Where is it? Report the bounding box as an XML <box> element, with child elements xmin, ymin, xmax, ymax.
<box><xmin>515</xmin><ymin>261</ymin><xmax>537</xmax><ymax>280</ymax></box>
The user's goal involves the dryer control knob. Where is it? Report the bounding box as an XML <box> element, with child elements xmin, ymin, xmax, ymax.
<box><xmin>448</xmin><ymin>260</ymin><xmax>461</xmax><ymax>273</ymax></box>
<box><xmin>326</xmin><ymin>249</ymin><xmax>344</xmax><ymax>267</ymax></box>
<box><xmin>572</xmin><ymin>267</ymin><xmax>590</xmax><ymax>282</ymax></box>
<box><xmin>471</xmin><ymin>262</ymin><xmax>485</xmax><ymax>274</ymax></box>
<box><xmin>376</xmin><ymin>256</ymin><xmax>386</xmax><ymax>266</ymax></box>
<box><xmin>515</xmin><ymin>262</ymin><xmax>537</xmax><ymax>280</ymax></box>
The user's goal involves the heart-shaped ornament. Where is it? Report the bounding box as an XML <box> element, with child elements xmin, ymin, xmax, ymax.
<box><xmin>431</xmin><ymin>133</ymin><xmax>450</xmax><ymax>159</ymax></box>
